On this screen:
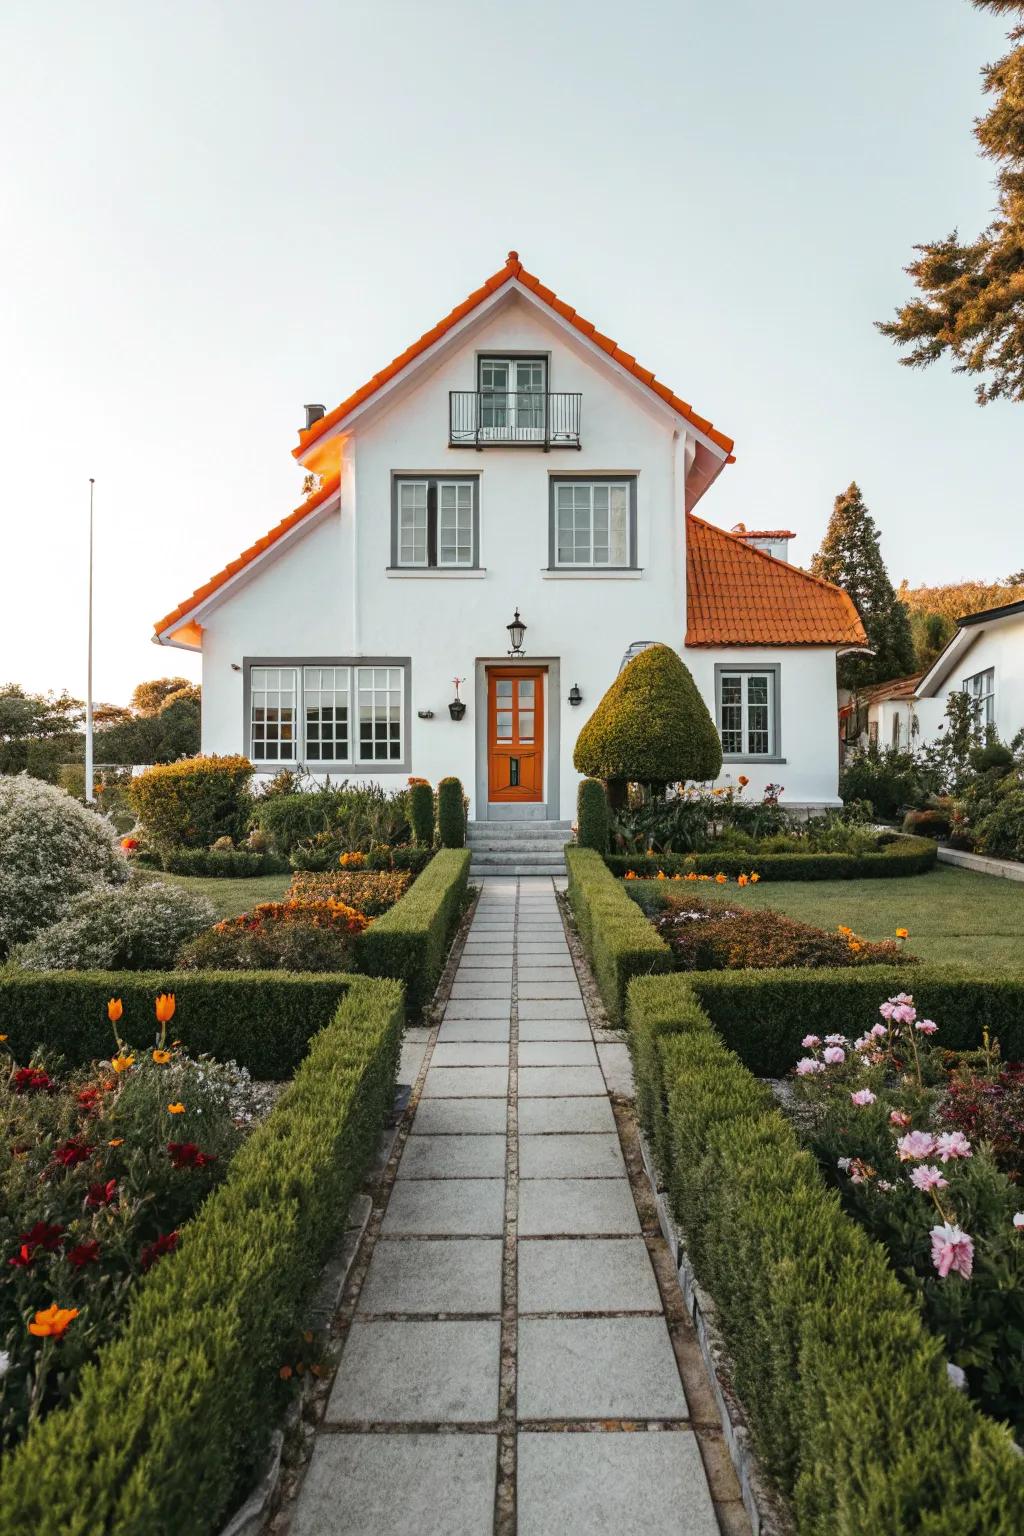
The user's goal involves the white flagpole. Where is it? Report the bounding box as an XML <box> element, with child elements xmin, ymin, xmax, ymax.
<box><xmin>85</xmin><ymin>478</ymin><xmax>95</xmax><ymax>803</ymax></box>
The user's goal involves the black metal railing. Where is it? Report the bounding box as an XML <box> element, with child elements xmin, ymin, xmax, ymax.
<box><xmin>449</xmin><ymin>391</ymin><xmax>582</xmax><ymax>449</ymax></box>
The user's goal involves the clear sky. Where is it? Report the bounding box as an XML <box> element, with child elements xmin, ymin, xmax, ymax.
<box><xmin>1</xmin><ymin>0</ymin><xmax>1020</xmax><ymax>706</ymax></box>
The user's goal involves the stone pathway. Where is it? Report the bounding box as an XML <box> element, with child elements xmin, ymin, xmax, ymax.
<box><xmin>291</xmin><ymin>878</ymin><xmax>747</xmax><ymax>1536</ymax></box>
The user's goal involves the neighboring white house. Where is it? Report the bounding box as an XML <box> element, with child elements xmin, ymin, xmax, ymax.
<box><xmin>840</xmin><ymin>674</ymin><xmax>943</xmax><ymax>756</ymax></box>
<box><xmin>154</xmin><ymin>252</ymin><xmax>866</xmax><ymax>819</ymax></box>
<box><xmin>915</xmin><ymin>598</ymin><xmax>1024</xmax><ymax>744</ymax></box>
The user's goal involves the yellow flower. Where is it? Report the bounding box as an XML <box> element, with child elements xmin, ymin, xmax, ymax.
<box><xmin>108</xmin><ymin>1138</ymin><xmax>124</xmax><ymax>1147</ymax></box>
<box><xmin>656</xmin><ymin>870</ymin><xmax>667</xmax><ymax>881</ymax></box>
<box><xmin>750</xmin><ymin>873</ymin><xmax>760</xmax><ymax>883</ymax></box>
<box><xmin>0</xmin><ymin>1034</ymin><xmax>7</xmax><ymax>1042</ymax></box>
<box><xmin>29</xmin><ymin>1304</ymin><xmax>79</xmax><ymax>1338</ymax></box>
<box><xmin>107</xmin><ymin>998</ymin><xmax>123</xmax><ymax>1024</ymax></box>
<box><xmin>167</xmin><ymin>1102</ymin><xmax>186</xmax><ymax>1115</ymax></box>
<box><xmin>896</xmin><ymin>928</ymin><xmax>909</xmax><ymax>940</ymax></box>
<box><xmin>152</xmin><ymin>1049</ymin><xmax>172</xmax><ymax>1065</ymax></box>
<box><xmin>155</xmin><ymin>994</ymin><xmax>176</xmax><ymax>1025</ymax></box>
<box><xmin>111</xmin><ymin>1053</ymin><xmax>135</xmax><ymax>1074</ymax></box>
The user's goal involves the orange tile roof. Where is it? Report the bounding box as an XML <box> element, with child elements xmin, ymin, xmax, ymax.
<box><xmin>293</xmin><ymin>250</ymin><xmax>735</xmax><ymax>461</ymax></box>
<box><xmin>732</xmin><ymin>527</ymin><xmax>797</xmax><ymax>540</ymax></box>
<box><xmin>685</xmin><ymin>515</ymin><xmax>867</xmax><ymax>647</ymax></box>
<box><xmin>153</xmin><ymin>473</ymin><xmax>340</xmax><ymax>638</ymax></box>
<box><xmin>856</xmin><ymin>673</ymin><xmax>924</xmax><ymax>704</ymax></box>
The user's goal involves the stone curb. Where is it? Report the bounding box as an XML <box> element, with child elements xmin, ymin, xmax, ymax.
<box><xmin>636</xmin><ymin>1132</ymin><xmax>792</xmax><ymax>1536</ymax></box>
<box><xmin>936</xmin><ymin>844</ymin><xmax>1024</xmax><ymax>882</ymax></box>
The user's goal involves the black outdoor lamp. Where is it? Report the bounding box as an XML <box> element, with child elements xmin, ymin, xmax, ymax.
<box><xmin>506</xmin><ymin>608</ymin><xmax>527</xmax><ymax>657</ymax></box>
<box><xmin>568</xmin><ymin>683</ymin><xmax>583</xmax><ymax>707</ymax></box>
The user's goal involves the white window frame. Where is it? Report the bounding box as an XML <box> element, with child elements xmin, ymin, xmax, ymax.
<box><xmin>551</xmin><ymin>479</ymin><xmax>635</xmax><ymax>569</ymax></box>
<box><xmin>962</xmin><ymin>667</ymin><xmax>995</xmax><ymax>729</ymax></box>
<box><xmin>478</xmin><ymin>355</ymin><xmax>547</xmax><ymax>436</ymax></box>
<box><xmin>246</xmin><ymin>660</ymin><xmax>409</xmax><ymax>772</ymax></box>
<box><xmin>397</xmin><ymin>481</ymin><xmax>428</xmax><ymax>568</ymax></box>
<box><xmin>715</xmin><ymin>665</ymin><xmax>781</xmax><ymax>760</ymax></box>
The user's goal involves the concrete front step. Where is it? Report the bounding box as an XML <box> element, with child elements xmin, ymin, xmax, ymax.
<box><xmin>468</xmin><ymin>840</ymin><xmax>570</xmax><ymax>853</ymax></box>
<box><xmin>468</xmin><ymin>820</ymin><xmax>571</xmax><ymax>836</ymax></box>
<box><xmin>471</xmin><ymin>863</ymin><xmax>566</xmax><ymax>878</ymax></box>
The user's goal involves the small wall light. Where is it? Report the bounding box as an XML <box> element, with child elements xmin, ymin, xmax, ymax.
<box><xmin>568</xmin><ymin>682</ymin><xmax>583</xmax><ymax>707</ymax></box>
<box><xmin>230</xmin><ymin>663</ymin><xmax>241</xmax><ymax>673</ymax></box>
<box><xmin>449</xmin><ymin>677</ymin><xmax>467</xmax><ymax>721</ymax></box>
<box><xmin>506</xmin><ymin>608</ymin><xmax>527</xmax><ymax>657</ymax></box>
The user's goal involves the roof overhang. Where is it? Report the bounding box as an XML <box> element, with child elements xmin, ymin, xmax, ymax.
<box><xmin>916</xmin><ymin>602</ymin><xmax>1024</xmax><ymax>696</ymax></box>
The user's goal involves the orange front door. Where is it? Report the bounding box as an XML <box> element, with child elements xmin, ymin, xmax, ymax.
<box><xmin>488</xmin><ymin>668</ymin><xmax>544</xmax><ymax>802</ymax></box>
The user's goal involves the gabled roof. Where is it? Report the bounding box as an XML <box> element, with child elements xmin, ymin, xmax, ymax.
<box><xmin>916</xmin><ymin>597</ymin><xmax>1024</xmax><ymax>696</ymax></box>
<box><xmin>153</xmin><ymin>473</ymin><xmax>340</xmax><ymax>641</ymax></box>
<box><xmin>293</xmin><ymin>250</ymin><xmax>735</xmax><ymax>464</ymax></box>
<box><xmin>685</xmin><ymin>515</ymin><xmax>867</xmax><ymax>647</ymax></box>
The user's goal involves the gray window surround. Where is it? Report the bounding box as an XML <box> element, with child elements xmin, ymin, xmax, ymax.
<box><xmin>713</xmin><ymin>662</ymin><xmax>785</xmax><ymax>764</ymax></box>
<box><xmin>548</xmin><ymin>475</ymin><xmax>638</xmax><ymax>571</ymax></box>
<box><xmin>389</xmin><ymin>475</ymin><xmax>480</xmax><ymax>570</ymax></box>
<box><xmin>242</xmin><ymin>656</ymin><xmax>412</xmax><ymax>774</ymax></box>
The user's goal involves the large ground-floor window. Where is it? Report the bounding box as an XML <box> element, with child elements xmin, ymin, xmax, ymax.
<box><xmin>245</xmin><ymin>659</ymin><xmax>409</xmax><ymax>770</ymax></box>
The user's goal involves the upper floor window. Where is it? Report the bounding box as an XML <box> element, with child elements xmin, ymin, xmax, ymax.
<box><xmin>963</xmin><ymin>667</ymin><xmax>995</xmax><ymax>728</ymax></box>
<box><xmin>392</xmin><ymin>477</ymin><xmax>478</xmax><ymax>569</ymax></box>
<box><xmin>248</xmin><ymin>662</ymin><xmax>408</xmax><ymax>769</ymax></box>
<box><xmin>715</xmin><ymin>664</ymin><xmax>780</xmax><ymax>759</ymax></box>
<box><xmin>550</xmin><ymin>478</ymin><xmax>636</xmax><ymax>568</ymax></box>
<box><xmin>479</xmin><ymin>356</ymin><xmax>546</xmax><ymax>436</ymax></box>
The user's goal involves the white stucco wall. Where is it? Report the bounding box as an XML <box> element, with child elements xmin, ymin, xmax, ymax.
<box><xmin>922</xmin><ymin>617</ymin><xmax>1024</xmax><ymax>744</ymax></box>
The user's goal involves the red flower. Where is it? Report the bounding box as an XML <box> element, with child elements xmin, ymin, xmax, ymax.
<box><xmin>8</xmin><ymin>1244</ymin><xmax>36</xmax><ymax>1269</ymax></box>
<box><xmin>8</xmin><ymin>1221</ymin><xmax>65</xmax><ymax>1266</ymax></box>
<box><xmin>53</xmin><ymin>1139</ymin><xmax>92</xmax><ymax>1169</ymax></box>
<box><xmin>85</xmin><ymin>1178</ymin><xmax>118</xmax><ymax>1209</ymax></box>
<box><xmin>140</xmin><ymin>1231</ymin><xmax>179</xmax><ymax>1272</ymax></box>
<box><xmin>66</xmin><ymin>1240</ymin><xmax>101</xmax><ymax>1268</ymax></box>
<box><xmin>167</xmin><ymin>1141</ymin><xmax>216</xmax><ymax>1171</ymax></box>
<box><xmin>76</xmin><ymin>1087</ymin><xmax>102</xmax><ymax>1111</ymax></box>
<box><xmin>13</xmin><ymin>1067</ymin><xmax>53</xmax><ymax>1094</ymax></box>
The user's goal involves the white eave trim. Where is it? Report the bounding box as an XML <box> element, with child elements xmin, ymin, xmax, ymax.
<box><xmin>916</xmin><ymin>628</ymin><xmax>979</xmax><ymax>697</ymax></box>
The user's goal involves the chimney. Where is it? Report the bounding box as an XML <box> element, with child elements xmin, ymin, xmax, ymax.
<box><xmin>304</xmin><ymin>403</ymin><xmax>326</xmax><ymax>431</ymax></box>
<box><xmin>731</xmin><ymin>524</ymin><xmax>795</xmax><ymax>562</ymax></box>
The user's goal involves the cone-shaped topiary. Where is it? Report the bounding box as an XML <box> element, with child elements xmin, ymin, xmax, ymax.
<box><xmin>576</xmin><ymin>778</ymin><xmax>609</xmax><ymax>853</ymax></box>
<box><xmin>408</xmin><ymin>780</ymin><xmax>434</xmax><ymax>847</ymax></box>
<box><xmin>573</xmin><ymin>644</ymin><xmax>722</xmax><ymax>799</ymax></box>
<box><xmin>437</xmin><ymin>776</ymin><xmax>466</xmax><ymax>848</ymax></box>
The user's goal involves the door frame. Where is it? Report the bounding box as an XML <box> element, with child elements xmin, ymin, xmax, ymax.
<box><xmin>474</xmin><ymin>657</ymin><xmax>560</xmax><ymax>820</ymax></box>
<box><xmin>486</xmin><ymin>665</ymin><xmax>546</xmax><ymax>803</ymax></box>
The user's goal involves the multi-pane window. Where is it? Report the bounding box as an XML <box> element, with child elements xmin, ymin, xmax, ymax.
<box><xmin>394</xmin><ymin>477</ymin><xmax>477</xmax><ymax>568</ymax></box>
<box><xmin>963</xmin><ymin>668</ymin><xmax>995</xmax><ymax>728</ymax></box>
<box><xmin>553</xmin><ymin>480</ymin><xmax>631</xmax><ymax>567</ymax></box>
<box><xmin>718</xmin><ymin>670</ymin><xmax>776</xmax><ymax>757</ymax></box>
<box><xmin>248</xmin><ymin>664</ymin><xmax>405</xmax><ymax>766</ymax></box>
<box><xmin>479</xmin><ymin>357</ymin><xmax>546</xmax><ymax>434</ymax></box>
<box><xmin>250</xmin><ymin>667</ymin><xmax>297</xmax><ymax>762</ymax></box>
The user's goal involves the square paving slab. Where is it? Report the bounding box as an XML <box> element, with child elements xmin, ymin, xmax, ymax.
<box><xmin>518</xmin><ymin>1000</ymin><xmax>588</xmax><ymax>1021</ymax></box>
<box><xmin>429</xmin><ymin>1042</ymin><xmax>510</xmax><ymax>1068</ymax></box>
<box><xmin>517</xmin><ymin>1430</ymin><xmax>717</xmax><ymax>1536</ymax></box>
<box><xmin>518</xmin><ymin>1096</ymin><xmax>617</xmax><ymax>1134</ymax></box>
<box><xmin>436</xmin><ymin>1020</ymin><xmax>511</xmax><ymax>1044</ymax></box>
<box><xmin>517</xmin><ymin>1018</ymin><xmax>592</xmax><ymax>1042</ymax></box>
<box><xmin>326</xmin><ymin>1319</ymin><xmax>501</xmax><ymax>1423</ymax></box>
<box><xmin>517</xmin><ymin>982</ymin><xmax>584</xmax><ymax>1001</ymax></box>
<box><xmin>518</xmin><ymin>1132</ymin><xmax>625</xmax><ymax>1179</ymax></box>
<box><xmin>518</xmin><ymin>1177</ymin><xmax>639</xmax><ymax>1236</ymax></box>
<box><xmin>398</xmin><ymin>1134</ymin><xmax>506</xmax><ymax>1180</ymax></box>
<box><xmin>517</xmin><ymin>1237</ymin><xmax>662</xmax><ymax>1314</ymax></box>
<box><xmin>517</xmin><ymin>1316</ymin><xmax>687</xmax><ymax>1420</ymax></box>
<box><xmin>518</xmin><ymin>1042</ymin><xmax>598</xmax><ymax>1068</ymax></box>
<box><xmin>449</xmin><ymin>982</ymin><xmax>514</xmax><ymax>1000</ymax></box>
<box><xmin>359</xmin><ymin>1238</ymin><xmax>503</xmax><ymax>1315</ymax></box>
<box><xmin>382</xmin><ymin>1179</ymin><xmax>505</xmax><ymax>1236</ymax></box>
<box><xmin>443</xmin><ymin>1000</ymin><xmax>513</xmax><ymax>1021</ymax></box>
<box><xmin>422</xmin><ymin>1067</ymin><xmax>510</xmax><ymax>1098</ymax></box>
<box><xmin>412</xmin><ymin>1098</ymin><xmax>508</xmax><ymax>1134</ymax></box>
<box><xmin>519</xmin><ymin>1066</ymin><xmax>606</xmax><ymax>1097</ymax></box>
<box><xmin>292</xmin><ymin>1433</ymin><xmax>498</xmax><ymax>1536</ymax></box>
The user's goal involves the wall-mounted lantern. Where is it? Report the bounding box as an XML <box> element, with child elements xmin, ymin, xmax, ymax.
<box><xmin>449</xmin><ymin>677</ymin><xmax>467</xmax><ymax>721</ymax></box>
<box><xmin>568</xmin><ymin>683</ymin><xmax>583</xmax><ymax>707</ymax></box>
<box><xmin>506</xmin><ymin>608</ymin><xmax>527</xmax><ymax>657</ymax></box>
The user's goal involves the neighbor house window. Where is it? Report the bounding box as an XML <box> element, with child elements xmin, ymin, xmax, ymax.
<box><xmin>716</xmin><ymin>666</ymin><xmax>779</xmax><ymax>757</ymax></box>
<box><xmin>247</xmin><ymin>661</ymin><xmax>408</xmax><ymax>769</ymax></box>
<box><xmin>551</xmin><ymin>478</ymin><xmax>636</xmax><ymax>568</ymax></box>
<box><xmin>892</xmin><ymin>712</ymin><xmax>901</xmax><ymax>748</ymax></box>
<box><xmin>393</xmin><ymin>477</ymin><xmax>478</xmax><ymax>568</ymax></box>
<box><xmin>963</xmin><ymin>667</ymin><xmax>995</xmax><ymax>728</ymax></box>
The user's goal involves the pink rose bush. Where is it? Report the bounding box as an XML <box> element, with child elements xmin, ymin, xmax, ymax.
<box><xmin>789</xmin><ymin>992</ymin><xmax>1024</xmax><ymax>1431</ymax></box>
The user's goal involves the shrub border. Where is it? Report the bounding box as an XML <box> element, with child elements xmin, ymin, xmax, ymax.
<box><xmin>604</xmin><ymin>833</ymin><xmax>938</xmax><ymax>881</ymax></box>
<box><xmin>354</xmin><ymin>847</ymin><xmax>471</xmax><ymax>1010</ymax></box>
<box><xmin>0</xmin><ymin>974</ymin><xmax>405</xmax><ymax>1536</ymax></box>
<box><xmin>627</xmin><ymin>972</ymin><xmax>1024</xmax><ymax>1530</ymax></box>
<box><xmin>565</xmin><ymin>847</ymin><xmax>671</xmax><ymax>1024</ymax></box>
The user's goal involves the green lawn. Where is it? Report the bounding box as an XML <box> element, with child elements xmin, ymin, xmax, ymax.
<box><xmin>702</xmin><ymin>864</ymin><xmax>1024</xmax><ymax>971</ymax></box>
<box><xmin>139</xmin><ymin>870</ymin><xmax>291</xmax><ymax>920</ymax></box>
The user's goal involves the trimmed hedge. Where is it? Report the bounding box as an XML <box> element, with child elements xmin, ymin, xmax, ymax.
<box><xmin>628</xmin><ymin>974</ymin><xmax>1024</xmax><ymax>1531</ymax></box>
<box><xmin>565</xmin><ymin>847</ymin><xmax>671</xmax><ymax>1024</ymax></box>
<box><xmin>0</xmin><ymin>975</ymin><xmax>404</xmax><ymax>1536</ymax></box>
<box><xmin>355</xmin><ymin>848</ymin><xmax>470</xmax><ymax>1009</ymax></box>
<box><xmin>0</xmin><ymin>972</ymin><xmax>352</xmax><ymax>1080</ymax></box>
<box><xmin>156</xmin><ymin>847</ymin><xmax>290</xmax><ymax>877</ymax></box>
<box><xmin>605</xmin><ymin>834</ymin><xmax>938</xmax><ymax>881</ymax></box>
<box><xmin>576</xmin><ymin>777</ymin><xmax>609</xmax><ymax>853</ymax></box>
<box><xmin>128</xmin><ymin>755</ymin><xmax>253</xmax><ymax>850</ymax></box>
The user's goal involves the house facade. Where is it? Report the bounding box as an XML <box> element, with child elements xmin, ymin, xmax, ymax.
<box><xmin>914</xmin><ymin>599</ymin><xmax>1024</xmax><ymax>744</ymax></box>
<box><xmin>154</xmin><ymin>253</ymin><xmax>866</xmax><ymax>820</ymax></box>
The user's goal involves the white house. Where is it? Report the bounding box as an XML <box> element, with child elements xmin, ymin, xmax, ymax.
<box><xmin>154</xmin><ymin>252</ymin><xmax>866</xmax><ymax>822</ymax></box>
<box><xmin>915</xmin><ymin>598</ymin><xmax>1024</xmax><ymax>744</ymax></box>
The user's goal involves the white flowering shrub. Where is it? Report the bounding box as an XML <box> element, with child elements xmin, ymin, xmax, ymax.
<box><xmin>0</xmin><ymin>774</ymin><xmax>129</xmax><ymax>956</ymax></box>
<box><xmin>11</xmin><ymin>880</ymin><xmax>214</xmax><ymax>971</ymax></box>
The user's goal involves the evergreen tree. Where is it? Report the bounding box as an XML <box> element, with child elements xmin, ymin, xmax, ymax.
<box><xmin>811</xmin><ymin>484</ymin><xmax>916</xmax><ymax>689</ymax></box>
<box><xmin>877</xmin><ymin>2</ymin><xmax>1024</xmax><ymax>404</ymax></box>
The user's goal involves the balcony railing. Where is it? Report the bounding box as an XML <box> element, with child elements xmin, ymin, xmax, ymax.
<box><xmin>449</xmin><ymin>391</ymin><xmax>582</xmax><ymax>449</ymax></box>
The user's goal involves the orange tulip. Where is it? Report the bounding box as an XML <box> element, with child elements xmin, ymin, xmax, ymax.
<box><xmin>737</xmin><ymin>874</ymin><xmax>749</xmax><ymax>887</ymax></box>
<box><xmin>896</xmin><ymin>928</ymin><xmax>909</xmax><ymax>940</ymax></box>
<box><xmin>155</xmin><ymin>994</ymin><xmax>176</xmax><ymax>1025</ymax></box>
<box><xmin>29</xmin><ymin>1304</ymin><xmax>79</xmax><ymax>1338</ymax></box>
<box><xmin>715</xmin><ymin>873</ymin><xmax>728</xmax><ymax>884</ymax></box>
<box><xmin>107</xmin><ymin>998</ymin><xmax>123</xmax><ymax>1024</ymax></box>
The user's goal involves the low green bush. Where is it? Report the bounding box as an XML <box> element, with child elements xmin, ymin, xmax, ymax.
<box><xmin>156</xmin><ymin>847</ymin><xmax>290</xmax><ymax>877</ymax></box>
<box><xmin>10</xmin><ymin>881</ymin><xmax>214</xmax><ymax>971</ymax></box>
<box><xmin>0</xmin><ymin>975</ymin><xmax>404</xmax><ymax>1536</ymax></box>
<box><xmin>0</xmin><ymin>972</ymin><xmax>353</xmax><ymax>1079</ymax></box>
<box><xmin>628</xmin><ymin>975</ymin><xmax>1024</xmax><ymax>1530</ymax></box>
<box><xmin>902</xmin><ymin>807</ymin><xmax>951</xmax><ymax>840</ymax></box>
<box><xmin>128</xmin><ymin>756</ymin><xmax>254</xmax><ymax>851</ymax></box>
<box><xmin>436</xmin><ymin>776</ymin><xmax>465</xmax><ymax>848</ymax></box>
<box><xmin>565</xmin><ymin>848</ymin><xmax>671</xmax><ymax>1024</ymax></box>
<box><xmin>408</xmin><ymin>780</ymin><xmax>434</xmax><ymax>847</ymax></box>
<box><xmin>576</xmin><ymin>777</ymin><xmax>609</xmax><ymax>853</ymax></box>
<box><xmin>839</xmin><ymin>743</ymin><xmax>931</xmax><ymax>818</ymax></box>
<box><xmin>605</xmin><ymin>834</ymin><xmax>937</xmax><ymax>881</ymax></box>
<box><xmin>355</xmin><ymin>849</ymin><xmax>470</xmax><ymax>1009</ymax></box>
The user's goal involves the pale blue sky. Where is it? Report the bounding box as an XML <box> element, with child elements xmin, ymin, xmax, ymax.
<box><xmin>1</xmin><ymin>0</ymin><xmax>1019</xmax><ymax>704</ymax></box>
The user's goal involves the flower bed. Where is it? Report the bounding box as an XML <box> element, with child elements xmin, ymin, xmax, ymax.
<box><xmin>626</xmin><ymin>972</ymin><xmax>1024</xmax><ymax>1529</ymax></box>
<box><xmin>287</xmin><ymin>867</ymin><xmax>414</xmax><ymax>915</ymax></box>
<box><xmin>176</xmin><ymin>894</ymin><xmax>369</xmax><ymax>972</ymax></box>
<box><xmin>0</xmin><ymin>974</ymin><xmax>403</xmax><ymax>1536</ymax></box>
<box><xmin>1</xmin><ymin>994</ymin><xmax>263</xmax><ymax>1453</ymax></box>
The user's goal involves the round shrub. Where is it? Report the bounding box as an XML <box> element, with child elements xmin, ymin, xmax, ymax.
<box><xmin>573</xmin><ymin>644</ymin><xmax>722</xmax><ymax>800</ymax></box>
<box><xmin>437</xmin><ymin>777</ymin><xmax>465</xmax><ymax>848</ymax></box>
<box><xmin>409</xmin><ymin>780</ymin><xmax>434</xmax><ymax>847</ymax></box>
<box><xmin>0</xmin><ymin>775</ymin><xmax>128</xmax><ymax>957</ymax></box>
<box><xmin>176</xmin><ymin>898</ymin><xmax>365</xmax><ymax>972</ymax></box>
<box><xmin>127</xmin><ymin>755</ymin><xmax>253</xmax><ymax>851</ymax></box>
<box><xmin>11</xmin><ymin>879</ymin><xmax>214</xmax><ymax>971</ymax></box>
<box><xmin>576</xmin><ymin>778</ymin><xmax>609</xmax><ymax>852</ymax></box>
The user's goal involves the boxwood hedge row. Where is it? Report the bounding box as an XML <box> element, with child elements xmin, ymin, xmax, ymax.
<box><xmin>565</xmin><ymin>847</ymin><xmax>671</xmax><ymax>1023</ymax></box>
<box><xmin>605</xmin><ymin>833</ymin><xmax>937</xmax><ymax>881</ymax></box>
<box><xmin>0</xmin><ymin>974</ymin><xmax>405</xmax><ymax>1536</ymax></box>
<box><xmin>354</xmin><ymin>847</ymin><xmax>471</xmax><ymax>1009</ymax></box>
<box><xmin>628</xmin><ymin>974</ymin><xmax>1024</xmax><ymax>1533</ymax></box>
